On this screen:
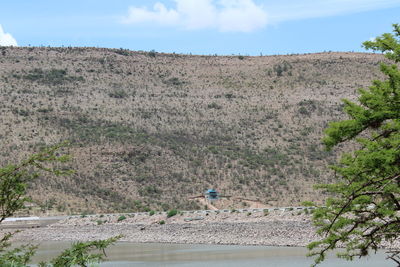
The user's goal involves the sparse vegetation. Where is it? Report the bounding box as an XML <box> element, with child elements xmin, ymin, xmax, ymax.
<box><xmin>108</xmin><ymin>89</ymin><xmax>128</xmax><ymax>98</ymax></box>
<box><xmin>148</xmin><ymin>49</ymin><xmax>157</xmax><ymax>57</ymax></box>
<box><xmin>117</xmin><ymin>215</ymin><xmax>126</xmax><ymax>222</ymax></box>
<box><xmin>0</xmin><ymin>46</ymin><xmax>386</xmax><ymax>212</ymax></box>
<box><xmin>207</xmin><ymin>102</ymin><xmax>222</xmax><ymax>109</ymax></box>
<box><xmin>0</xmin><ymin>144</ymin><xmax>119</xmax><ymax>266</ymax></box>
<box><xmin>167</xmin><ymin>209</ymin><xmax>178</xmax><ymax>218</ymax></box>
<box><xmin>23</xmin><ymin>68</ymin><xmax>84</xmax><ymax>85</ymax></box>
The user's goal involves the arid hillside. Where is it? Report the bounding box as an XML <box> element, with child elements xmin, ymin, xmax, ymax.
<box><xmin>0</xmin><ymin>46</ymin><xmax>387</xmax><ymax>214</ymax></box>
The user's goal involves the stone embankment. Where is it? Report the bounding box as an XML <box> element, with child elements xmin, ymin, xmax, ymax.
<box><xmin>11</xmin><ymin>209</ymin><xmax>320</xmax><ymax>247</ymax></box>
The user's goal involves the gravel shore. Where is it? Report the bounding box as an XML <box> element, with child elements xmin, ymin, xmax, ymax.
<box><xmin>10</xmin><ymin>210</ymin><xmax>320</xmax><ymax>247</ymax></box>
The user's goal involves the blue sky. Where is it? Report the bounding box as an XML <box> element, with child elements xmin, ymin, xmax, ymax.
<box><xmin>0</xmin><ymin>0</ymin><xmax>400</xmax><ymax>55</ymax></box>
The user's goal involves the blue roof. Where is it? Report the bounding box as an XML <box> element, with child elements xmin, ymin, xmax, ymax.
<box><xmin>206</xmin><ymin>189</ymin><xmax>217</xmax><ymax>193</ymax></box>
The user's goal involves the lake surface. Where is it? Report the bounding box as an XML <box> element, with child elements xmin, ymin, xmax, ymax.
<box><xmin>29</xmin><ymin>242</ymin><xmax>392</xmax><ymax>267</ymax></box>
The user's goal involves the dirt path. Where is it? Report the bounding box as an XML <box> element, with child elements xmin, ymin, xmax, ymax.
<box><xmin>195</xmin><ymin>198</ymin><xmax>218</xmax><ymax>210</ymax></box>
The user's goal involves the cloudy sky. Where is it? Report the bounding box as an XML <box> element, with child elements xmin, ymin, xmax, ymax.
<box><xmin>1</xmin><ymin>0</ymin><xmax>400</xmax><ymax>55</ymax></box>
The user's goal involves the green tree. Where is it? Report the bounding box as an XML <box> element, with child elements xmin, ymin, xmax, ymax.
<box><xmin>308</xmin><ymin>24</ymin><xmax>400</xmax><ymax>266</ymax></box>
<box><xmin>0</xmin><ymin>143</ymin><xmax>120</xmax><ymax>266</ymax></box>
<box><xmin>38</xmin><ymin>236</ymin><xmax>121</xmax><ymax>267</ymax></box>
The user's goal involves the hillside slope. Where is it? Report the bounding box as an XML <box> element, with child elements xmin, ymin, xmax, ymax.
<box><xmin>0</xmin><ymin>47</ymin><xmax>387</xmax><ymax>213</ymax></box>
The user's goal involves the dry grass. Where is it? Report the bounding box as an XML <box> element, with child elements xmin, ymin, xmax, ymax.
<box><xmin>0</xmin><ymin>46</ymin><xmax>388</xmax><ymax>214</ymax></box>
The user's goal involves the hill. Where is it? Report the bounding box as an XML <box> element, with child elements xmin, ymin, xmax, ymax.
<box><xmin>0</xmin><ymin>46</ymin><xmax>387</xmax><ymax>214</ymax></box>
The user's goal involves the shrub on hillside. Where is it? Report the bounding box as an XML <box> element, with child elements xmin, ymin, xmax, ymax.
<box><xmin>167</xmin><ymin>209</ymin><xmax>178</xmax><ymax>218</ymax></box>
<box><xmin>117</xmin><ymin>215</ymin><xmax>126</xmax><ymax>222</ymax></box>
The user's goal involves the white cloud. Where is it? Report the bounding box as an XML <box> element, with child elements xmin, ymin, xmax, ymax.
<box><xmin>218</xmin><ymin>0</ymin><xmax>268</xmax><ymax>32</ymax></box>
<box><xmin>122</xmin><ymin>3</ymin><xmax>179</xmax><ymax>25</ymax></box>
<box><xmin>121</xmin><ymin>0</ymin><xmax>400</xmax><ymax>32</ymax></box>
<box><xmin>0</xmin><ymin>25</ymin><xmax>17</xmax><ymax>46</ymax></box>
<box><xmin>266</xmin><ymin>0</ymin><xmax>400</xmax><ymax>23</ymax></box>
<box><xmin>121</xmin><ymin>0</ymin><xmax>268</xmax><ymax>33</ymax></box>
<box><xmin>175</xmin><ymin>0</ymin><xmax>218</xmax><ymax>30</ymax></box>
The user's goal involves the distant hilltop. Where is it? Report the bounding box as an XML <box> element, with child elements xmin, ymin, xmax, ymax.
<box><xmin>0</xmin><ymin>46</ymin><xmax>387</xmax><ymax>214</ymax></box>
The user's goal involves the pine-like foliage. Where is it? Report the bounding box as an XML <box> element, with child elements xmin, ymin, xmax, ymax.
<box><xmin>0</xmin><ymin>143</ymin><xmax>120</xmax><ymax>266</ymax></box>
<box><xmin>308</xmin><ymin>24</ymin><xmax>400</xmax><ymax>265</ymax></box>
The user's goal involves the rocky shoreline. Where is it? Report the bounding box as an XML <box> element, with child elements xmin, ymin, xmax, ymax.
<box><xmin>10</xmin><ymin>210</ymin><xmax>320</xmax><ymax>247</ymax></box>
<box><xmin>6</xmin><ymin>209</ymin><xmax>399</xmax><ymax>250</ymax></box>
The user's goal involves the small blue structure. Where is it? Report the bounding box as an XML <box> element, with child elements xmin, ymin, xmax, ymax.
<box><xmin>205</xmin><ymin>189</ymin><xmax>219</xmax><ymax>202</ymax></box>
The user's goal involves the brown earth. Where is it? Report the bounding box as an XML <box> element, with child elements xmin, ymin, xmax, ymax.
<box><xmin>0</xmin><ymin>46</ymin><xmax>390</xmax><ymax>214</ymax></box>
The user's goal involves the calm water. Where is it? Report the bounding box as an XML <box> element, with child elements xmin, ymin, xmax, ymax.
<box><xmin>28</xmin><ymin>242</ymin><xmax>392</xmax><ymax>267</ymax></box>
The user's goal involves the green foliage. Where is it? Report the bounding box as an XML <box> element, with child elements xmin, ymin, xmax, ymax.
<box><xmin>263</xmin><ymin>209</ymin><xmax>269</xmax><ymax>216</ymax></box>
<box><xmin>114</xmin><ymin>48</ymin><xmax>130</xmax><ymax>56</ymax></box>
<box><xmin>207</xmin><ymin>102</ymin><xmax>222</xmax><ymax>109</ymax></box>
<box><xmin>38</xmin><ymin>235</ymin><xmax>121</xmax><ymax>267</ymax></box>
<box><xmin>148</xmin><ymin>49</ymin><xmax>157</xmax><ymax>58</ymax></box>
<box><xmin>159</xmin><ymin>220</ymin><xmax>165</xmax><ymax>225</ymax></box>
<box><xmin>108</xmin><ymin>89</ymin><xmax>128</xmax><ymax>99</ymax></box>
<box><xmin>37</xmin><ymin>107</ymin><xmax>54</xmax><ymax>113</ymax></box>
<box><xmin>117</xmin><ymin>215</ymin><xmax>126</xmax><ymax>222</ymax></box>
<box><xmin>139</xmin><ymin>185</ymin><xmax>161</xmax><ymax>197</ymax></box>
<box><xmin>163</xmin><ymin>77</ymin><xmax>185</xmax><ymax>86</ymax></box>
<box><xmin>55</xmin><ymin>117</ymin><xmax>151</xmax><ymax>145</ymax></box>
<box><xmin>273</xmin><ymin>61</ymin><xmax>292</xmax><ymax>77</ymax></box>
<box><xmin>297</xmin><ymin>99</ymin><xmax>318</xmax><ymax>116</ymax></box>
<box><xmin>0</xmin><ymin>142</ymin><xmax>72</xmax><ymax>223</ymax></box>
<box><xmin>149</xmin><ymin>210</ymin><xmax>155</xmax><ymax>216</ymax></box>
<box><xmin>0</xmin><ymin>143</ymin><xmax>120</xmax><ymax>266</ymax></box>
<box><xmin>363</xmin><ymin>24</ymin><xmax>400</xmax><ymax>63</ymax></box>
<box><xmin>308</xmin><ymin>24</ymin><xmax>400</xmax><ymax>266</ymax></box>
<box><xmin>24</xmin><ymin>68</ymin><xmax>84</xmax><ymax>85</ymax></box>
<box><xmin>224</xmin><ymin>93</ymin><xmax>236</xmax><ymax>99</ymax></box>
<box><xmin>223</xmin><ymin>146</ymin><xmax>289</xmax><ymax>169</ymax></box>
<box><xmin>0</xmin><ymin>233</ymin><xmax>37</xmax><ymax>267</ymax></box>
<box><xmin>12</xmin><ymin>108</ymin><xmax>30</xmax><ymax>117</ymax></box>
<box><xmin>166</xmin><ymin>209</ymin><xmax>178</xmax><ymax>218</ymax></box>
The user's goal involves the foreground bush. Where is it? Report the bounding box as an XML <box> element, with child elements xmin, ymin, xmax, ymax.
<box><xmin>0</xmin><ymin>143</ymin><xmax>120</xmax><ymax>266</ymax></box>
